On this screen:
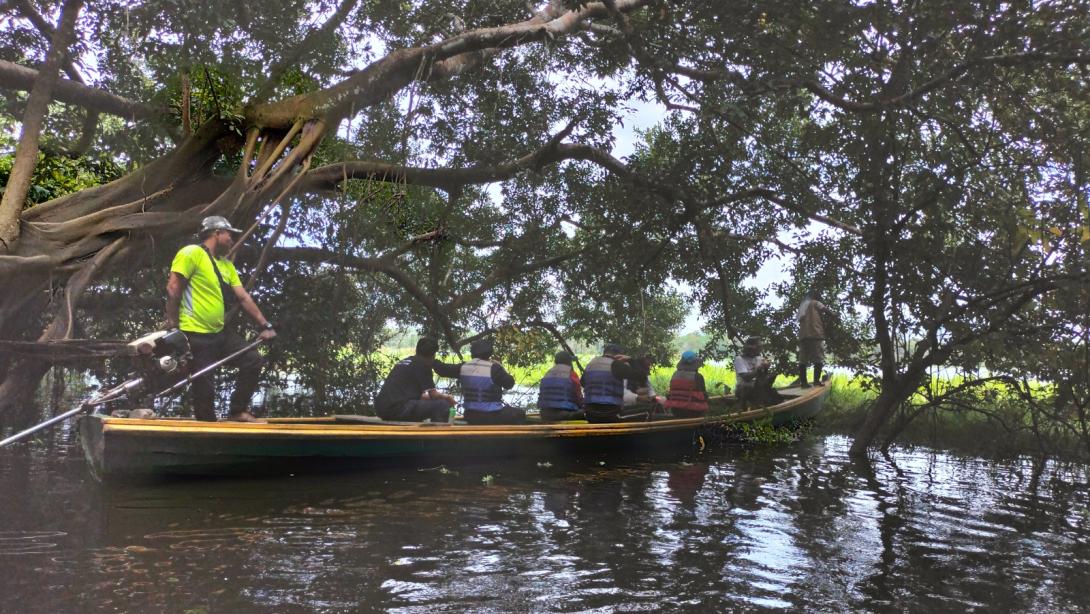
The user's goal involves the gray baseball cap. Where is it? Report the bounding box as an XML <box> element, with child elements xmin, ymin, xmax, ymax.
<box><xmin>200</xmin><ymin>215</ymin><xmax>242</xmax><ymax>235</ymax></box>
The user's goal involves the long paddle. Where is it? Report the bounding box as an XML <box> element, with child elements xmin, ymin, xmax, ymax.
<box><xmin>0</xmin><ymin>337</ymin><xmax>265</xmax><ymax>448</ymax></box>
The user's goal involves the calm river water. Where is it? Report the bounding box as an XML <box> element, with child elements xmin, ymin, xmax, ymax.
<box><xmin>2</xmin><ymin>433</ymin><xmax>1089</xmax><ymax>612</ymax></box>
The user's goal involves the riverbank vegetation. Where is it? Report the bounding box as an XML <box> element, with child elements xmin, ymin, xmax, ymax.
<box><xmin>1</xmin><ymin>1</ymin><xmax>1088</xmax><ymax>460</ymax></box>
<box><xmin>820</xmin><ymin>375</ymin><xmax>1090</xmax><ymax>463</ymax></box>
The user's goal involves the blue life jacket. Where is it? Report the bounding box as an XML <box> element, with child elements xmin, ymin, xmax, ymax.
<box><xmin>537</xmin><ymin>364</ymin><xmax>579</xmax><ymax>411</ymax></box>
<box><xmin>583</xmin><ymin>355</ymin><xmax>623</xmax><ymax>406</ymax></box>
<box><xmin>459</xmin><ymin>358</ymin><xmax>504</xmax><ymax>412</ymax></box>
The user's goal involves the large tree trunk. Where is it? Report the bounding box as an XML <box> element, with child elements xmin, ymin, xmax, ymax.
<box><xmin>849</xmin><ymin>389</ymin><xmax>906</xmax><ymax>456</ymax></box>
<box><xmin>0</xmin><ymin>122</ymin><xmax>233</xmax><ymax>427</ymax></box>
<box><xmin>849</xmin><ymin>359</ymin><xmax>931</xmax><ymax>456</ymax></box>
<box><xmin>0</xmin><ymin>117</ymin><xmax>330</xmax><ymax>426</ymax></box>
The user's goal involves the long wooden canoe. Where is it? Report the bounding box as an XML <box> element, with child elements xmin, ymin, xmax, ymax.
<box><xmin>79</xmin><ymin>383</ymin><xmax>830</xmax><ymax>480</ymax></box>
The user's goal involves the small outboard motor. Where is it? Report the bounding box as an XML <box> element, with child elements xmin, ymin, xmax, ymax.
<box><xmin>112</xmin><ymin>330</ymin><xmax>194</xmax><ymax>407</ymax></box>
<box><xmin>129</xmin><ymin>330</ymin><xmax>191</xmax><ymax>372</ymax></box>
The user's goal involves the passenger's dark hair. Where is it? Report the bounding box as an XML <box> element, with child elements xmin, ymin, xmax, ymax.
<box><xmin>415</xmin><ymin>336</ymin><xmax>440</xmax><ymax>357</ymax></box>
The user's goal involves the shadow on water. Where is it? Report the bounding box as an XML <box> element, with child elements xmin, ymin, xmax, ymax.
<box><xmin>2</xmin><ymin>431</ymin><xmax>1090</xmax><ymax>612</ymax></box>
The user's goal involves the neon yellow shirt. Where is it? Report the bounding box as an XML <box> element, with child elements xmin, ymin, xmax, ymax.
<box><xmin>170</xmin><ymin>245</ymin><xmax>242</xmax><ymax>334</ymax></box>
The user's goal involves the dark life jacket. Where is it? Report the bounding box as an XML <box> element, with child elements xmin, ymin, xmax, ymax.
<box><xmin>459</xmin><ymin>358</ymin><xmax>504</xmax><ymax>412</ymax></box>
<box><xmin>583</xmin><ymin>355</ymin><xmax>623</xmax><ymax>407</ymax></box>
<box><xmin>664</xmin><ymin>368</ymin><xmax>708</xmax><ymax>412</ymax></box>
<box><xmin>537</xmin><ymin>364</ymin><xmax>579</xmax><ymax>411</ymax></box>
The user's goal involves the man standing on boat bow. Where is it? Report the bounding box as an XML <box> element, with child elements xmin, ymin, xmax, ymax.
<box><xmin>164</xmin><ymin>216</ymin><xmax>277</xmax><ymax>422</ymax></box>
<box><xmin>797</xmin><ymin>289</ymin><xmax>836</xmax><ymax>388</ymax></box>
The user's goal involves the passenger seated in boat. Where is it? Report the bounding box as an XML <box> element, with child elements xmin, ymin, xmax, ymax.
<box><xmin>459</xmin><ymin>339</ymin><xmax>525</xmax><ymax>425</ymax></box>
<box><xmin>537</xmin><ymin>351</ymin><xmax>585</xmax><ymax>422</ymax></box>
<box><xmin>581</xmin><ymin>343</ymin><xmax>639</xmax><ymax>423</ymax></box>
<box><xmin>623</xmin><ymin>356</ymin><xmax>667</xmax><ymax>418</ymax></box>
<box><xmin>734</xmin><ymin>336</ymin><xmax>776</xmax><ymax>409</ymax></box>
<box><xmin>374</xmin><ymin>336</ymin><xmax>459</xmax><ymax>422</ymax></box>
<box><xmin>663</xmin><ymin>351</ymin><xmax>710</xmax><ymax>418</ymax></box>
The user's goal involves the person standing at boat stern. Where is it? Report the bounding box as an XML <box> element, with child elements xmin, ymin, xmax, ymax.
<box><xmin>797</xmin><ymin>289</ymin><xmax>835</xmax><ymax>388</ymax></box>
<box><xmin>164</xmin><ymin>216</ymin><xmax>277</xmax><ymax>422</ymax></box>
<box><xmin>581</xmin><ymin>343</ymin><xmax>638</xmax><ymax>423</ymax></box>
<box><xmin>459</xmin><ymin>339</ymin><xmax>524</xmax><ymax>425</ymax></box>
<box><xmin>663</xmin><ymin>351</ymin><xmax>709</xmax><ymax>418</ymax></box>
<box><xmin>537</xmin><ymin>351</ymin><xmax>585</xmax><ymax>422</ymax></box>
<box><xmin>374</xmin><ymin>337</ymin><xmax>459</xmax><ymax>422</ymax></box>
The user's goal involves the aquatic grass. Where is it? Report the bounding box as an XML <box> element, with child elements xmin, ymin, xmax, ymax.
<box><xmin>819</xmin><ymin>374</ymin><xmax>879</xmax><ymax>430</ymax></box>
<box><xmin>713</xmin><ymin>418</ymin><xmax>812</xmax><ymax>445</ymax></box>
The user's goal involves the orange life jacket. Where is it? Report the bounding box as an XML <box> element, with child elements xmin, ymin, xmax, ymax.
<box><xmin>664</xmin><ymin>369</ymin><xmax>708</xmax><ymax>412</ymax></box>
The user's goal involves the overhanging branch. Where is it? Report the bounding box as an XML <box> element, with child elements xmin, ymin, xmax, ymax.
<box><xmin>268</xmin><ymin>246</ymin><xmax>459</xmax><ymax>349</ymax></box>
<box><xmin>455</xmin><ymin>319</ymin><xmax>585</xmax><ymax>372</ymax></box>
<box><xmin>0</xmin><ymin>59</ymin><xmax>165</xmax><ymax>120</ymax></box>
<box><xmin>249</xmin><ymin>0</ymin><xmax>651</xmax><ymax>128</ymax></box>
<box><xmin>302</xmin><ymin>121</ymin><xmax>582</xmax><ymax>192</ymax></box>
<box><xmin>449</xmin><ymin>248</ymin><xmax>586</xmax><ymax>310</ymax></box>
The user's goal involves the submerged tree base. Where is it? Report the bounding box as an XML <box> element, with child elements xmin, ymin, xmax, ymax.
<box><xmin>818</xmin><ymin>377</ymin><xmax>1090</xmax><ymax>463</ymax></box>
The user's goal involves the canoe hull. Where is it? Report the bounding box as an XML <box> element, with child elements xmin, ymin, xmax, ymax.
<box><xmin>80</xmin><ymin>384</ymin><xmax>829</xmax><ymax>480</ymax></box>
<box><xmin>79</xmin><ymin>418</ymin><xmax>700</xmax><ymax>479</ymax></box>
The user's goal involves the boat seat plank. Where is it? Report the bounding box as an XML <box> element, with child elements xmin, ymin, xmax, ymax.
<box><xmin>333</xmin><ymin>414</ymin><xmax>469</xmax><ymax>426</ymax></box>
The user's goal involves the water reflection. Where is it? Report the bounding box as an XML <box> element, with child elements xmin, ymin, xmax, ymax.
<box><xmin>2</xmin><ymin>436</ymin><xmax>1089</xmax><ymax>612</ymax></box>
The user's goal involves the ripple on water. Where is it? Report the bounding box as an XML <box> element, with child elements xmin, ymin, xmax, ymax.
<box><xmin>0</xmin><ymin>531</ymin><xmax>67</xmax><ymax>555</ymax></box>
<box><xmin>2</xmin><ymin>435</ymin><xmax>1090</xmax><ymax>612</ymax></box>
<box><xmin>380</xmin><ymin>578</ymin><xmax>434</xmax><ymax>599</ymax></box>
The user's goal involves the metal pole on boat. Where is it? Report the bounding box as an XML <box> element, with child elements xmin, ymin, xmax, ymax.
<box><xmin>0</xmin><ymin>403</ymin><xmax>94</xmax><ymax>448</ymax></box>
<box><xmin>0</xmin><ymin>384</ymin><xmax>128</xmax><ymax>448</ymax></box>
